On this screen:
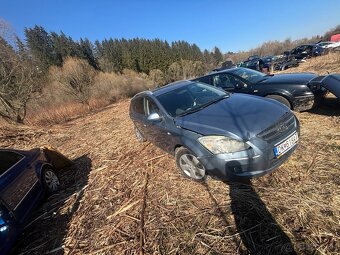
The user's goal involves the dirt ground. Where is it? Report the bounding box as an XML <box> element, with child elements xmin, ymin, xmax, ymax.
<box><xmin>1</xmin><ymin>89</ymin><xmax>339</xmax><ymax>254</ymax></box>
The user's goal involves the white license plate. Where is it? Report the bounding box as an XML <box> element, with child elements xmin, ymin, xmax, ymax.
<box><xmin>273</xmin><ymin>132</ymin><xmax>298</xmax><ymax>158</ymax></box>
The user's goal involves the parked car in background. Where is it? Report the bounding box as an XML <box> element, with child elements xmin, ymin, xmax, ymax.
<box><xmin>317</xmin><ymin>41</ymin><xmax>340</xmax><ymax>48</ymax></box>
<box><xmin>211</xmin><ymin>60</ymin><xmax>236</xmax><ymax>72</ymax></box>
<box><xmin>238</xmin><ymin>55</ymin><xmax>264</xmax><ymax>71</ymax></box>
<box><xmin>193</xmin><ymin>68</ymin><xmax>340</xmax><ymax>111</ymax></box>
<box><xmin>130</xmin><ymin>81</ymin><xmax>300</xmax><ymax>181</ymax></box>
<box><xmin>286</xmin><ymin>44</ymin><xmax>326</xmax><ymax>61</ymax></box>
<box><xmin>0</xmin><ymin>147</ymin><xmax>72</xmax><ymax>255</ymax></box>
<box><xmin>317</xmin><ymin>41</ymin><xmax>340</xmax><ymax>52</ymax></box>
<box><xmin>272</xmin><ymin>55</ymin><xmax>299</xmax><ymax>71</ymax></box>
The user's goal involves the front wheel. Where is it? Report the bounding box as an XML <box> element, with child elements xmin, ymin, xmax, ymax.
<box><xmin>175</xmin><ymin>147</ymin><xmax>206</xmax><ymax>181</ymax></box>
<box><xmin>266</xmin><ymin>95</ymin><xmax>291</xmax><ymax>109</ymax></box>
<box><xmin>42</xmin><ymin>167</ymin><xmax>60</xmax><ymax>194</ymax></box>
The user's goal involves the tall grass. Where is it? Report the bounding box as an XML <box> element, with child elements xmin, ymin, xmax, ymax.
<box><xmin>26</xmin><ymin>68</ymin><xmax>152</xmax><ymax>126</ymax></box>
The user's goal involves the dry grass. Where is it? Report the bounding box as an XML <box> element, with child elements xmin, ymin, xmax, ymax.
<box><xmin>0</xmin><ymin>53</ymin><xmax>339</xmax><ymax>255</ymax></box>
<box><xmin>279</xmin><ymin>52</ymin><xmax>340</xmax><ymax>74</ymax></box>
<box><xmin>25</xmin><ymin>69</ymin><xmax>152</xmax><ymax>126</ymax></box>
<box><xmin>1</xmin><ymin>96</ymin><xmax>339</xmax><ymax>255</ymax></box>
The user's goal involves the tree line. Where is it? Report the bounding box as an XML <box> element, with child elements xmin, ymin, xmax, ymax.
<box><xmin>24</xmin><ymin>25</ymin><xmax>223</xmax><ymax>75</ymax></box>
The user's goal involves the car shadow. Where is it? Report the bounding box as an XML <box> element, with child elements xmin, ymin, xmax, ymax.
<box><xmin>228</xmin><ymin>180</ymin><xmax>296</xmax><ymax>255</ymax></box>
<box><xmin>10</xmin><ymin>154</ymin><xmax>92</xmax><ymax>255</ymax></box>
<box><xmin>308</xmin><ymin>95</ymin><xmax>340</xmax><ymax>116</ymax></box>
<box><xmin>203</xmin><ymin>180</ymin><xmax>297</xmax><ymax>255</ymax></box>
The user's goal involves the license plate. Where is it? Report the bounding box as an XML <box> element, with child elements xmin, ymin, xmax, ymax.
<box><xmin>273</xmin><ymin>132</ymin><xmax>298</xmax><ymax>158</ymax></box>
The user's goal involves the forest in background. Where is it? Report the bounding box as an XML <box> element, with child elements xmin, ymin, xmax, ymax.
<box><xmin>1</xmin><ymin>17</ymin><xmax>339</xmax><ymax>125</ymax></box>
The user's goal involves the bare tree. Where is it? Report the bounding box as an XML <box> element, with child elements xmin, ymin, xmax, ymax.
<box><xmin>50</xmin><ymin>57</ymin><xmax>96</xmax><ymax>108</ymax></box>
<box><xmin>0</xmin><ymin>20</ymin><xmax>42</xmax><ymax>123</ymax></box>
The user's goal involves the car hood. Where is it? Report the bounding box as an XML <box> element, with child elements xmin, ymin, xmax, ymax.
<box><xmin>259</xmin><ymin>73</ymin><xmax>318</xmax><ymax>85</ymax></box>
<box><xmin>175</xmin><ymin>94</ymin><xmax>289</xmax><ymax>141</ymax></box>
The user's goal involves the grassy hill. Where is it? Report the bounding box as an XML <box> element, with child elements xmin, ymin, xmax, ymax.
<box><xmin>0</xmin><ymin>53</ymin><xmax>339</xmax><ymax>255</ymax></box>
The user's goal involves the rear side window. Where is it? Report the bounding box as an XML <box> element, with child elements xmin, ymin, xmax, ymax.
<box><xmin>133</xmin><ymin>97</ymin><xmax>144</xmax><ymax>115</ymax></box>
<box><xmin>0</xmin><ymin>151</ymin><xmax>24</xmax><ymax>175</ymax></box>
<box><xmin>132</xmin><ymin>97</ymin><xmax>160</xmax><ymax>116</ymax></box>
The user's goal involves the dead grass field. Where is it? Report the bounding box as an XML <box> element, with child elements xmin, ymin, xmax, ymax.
<box><xmin>0</xmin><ymin>53</ymin><xmax>339</xmax><ymax>255</ymax></box>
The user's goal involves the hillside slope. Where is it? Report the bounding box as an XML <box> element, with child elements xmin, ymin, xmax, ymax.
<box><xmin>0</xmin><ymin>53</ymin><xmax>339</xmax><ymax>255</ymax></box>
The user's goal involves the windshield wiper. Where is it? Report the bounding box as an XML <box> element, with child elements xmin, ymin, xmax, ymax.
<box><xmin>177</xmin><ymin>95</ymin><xmax>229</xmax><ymax>117</ymax></box>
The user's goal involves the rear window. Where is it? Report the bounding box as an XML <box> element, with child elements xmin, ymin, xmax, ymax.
<box><xmin>0</xmin><ymin>151</ymin><xmax>24</xmax><ymax>175</ymax></box>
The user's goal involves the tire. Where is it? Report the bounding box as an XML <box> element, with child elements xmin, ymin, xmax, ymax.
<box><xmin>42</xmin><ymin>167</ymin><xmax>60</xmax><ymax>194</ymax></box>
<box><xmin>175</xmin><ymin>147</ymin><xmax>206</xmax><ymax>181</ymax></box>
<box><xmin>134</xmin><ymin>126</ymin><xmax>146</xmax><ymax>143</ymax></box>
<box><xmin>266</xmin><ymin>95</ymin><xmax>291</xmax><ymax>109</ymax></box>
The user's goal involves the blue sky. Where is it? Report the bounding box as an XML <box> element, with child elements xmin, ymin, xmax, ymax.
<box><xmin>1</xmin><ymin>0</ymin><xmax>339</xmax><ymax>52</ymax></box>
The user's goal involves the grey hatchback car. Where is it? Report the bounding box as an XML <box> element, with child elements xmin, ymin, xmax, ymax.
<box><xmin>130</xmin><ymin>81</ymin><xmax>300</xmax><ymax>181</ymax></box>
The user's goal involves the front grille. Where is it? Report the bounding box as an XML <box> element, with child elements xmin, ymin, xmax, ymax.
<box><xmin>257</xmin><ymin>112</ymin><xmax>296</xmax><ymax>143</ymax></box>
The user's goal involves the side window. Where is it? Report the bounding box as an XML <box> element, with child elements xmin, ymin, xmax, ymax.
<box><xmin>212</xmin><ymin>74</ymin><xmax>235</xmax><ymax>89</ymax></box>
<box><xmin>133</xmin><ymin>97</ymin><xmax>144</xmax><ymax>115</ymax></box>
<box><xmin>197</xmin><ymin>76</ymin><xmax>211</xmax><ymax>85</ymax></box>
<box><xmin>144</xmin><ymin>98</ymin><xmax>160</xmax><ymax>116</ymax></box>
<box><xmin>0</xmin><ymin>151</ymin><xmax>24</xmax><ymax>175</ymax></box>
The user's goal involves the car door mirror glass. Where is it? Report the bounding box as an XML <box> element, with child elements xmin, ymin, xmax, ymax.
<box><xmin>235</xmin><ymin>82</ymin><xmax>246</xmax><ymax>89</ymax></box>
<box><xmin>147</xmin><ymin>112</ymin><xmax>162</xmax><ymax>123</ymax></box>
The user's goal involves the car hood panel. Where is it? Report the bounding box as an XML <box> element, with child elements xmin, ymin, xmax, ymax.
<box><xmin>260</xmin><ymin>73</ymin><xmax>318</xmax><ymax>85</ymax></box>
<box><xmin>175</xmin><ymin>94</ymin><xmax>289</xmax><ymax>140</ymax></box>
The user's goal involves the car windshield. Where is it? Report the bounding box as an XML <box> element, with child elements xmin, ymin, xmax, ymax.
<box><xmin>229</xmin><ymin>68</ymin><xmax>267</xmax><ymax>83</ymax></box>
<box><xmin>156</xmin><ymin>82</ymin><xmax>228</xmax><ymax>117</ymax></box>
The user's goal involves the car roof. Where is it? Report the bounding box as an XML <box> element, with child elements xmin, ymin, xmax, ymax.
<box><xmin>202</xmin><ymin>67</ymin><xmax>239</xmax><ymax>76</ymax></box>
<box><xmin>133</xmin><ymin>80</ymin><xmax>195</xmax><ymax>98</ymax></box>
<box><xmin>152</xmin><ymin>80</ymin><xmax>194</xmax><ymax>96</ymax></box>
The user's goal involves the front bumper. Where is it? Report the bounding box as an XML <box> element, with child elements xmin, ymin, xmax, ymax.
<box><xmin>197</xmin><ymin>130</ymin><xmax>299</xmax><ymax>180</ymax></box>
<box><xmin>293</xmin><ymin>95</ymin><xmax>315</xmax><ymax>111</ymax></box>
<box><xmin>0</xmin><ymin>225</ymin><xmax>18</xmax><ymax>255</ymax></box>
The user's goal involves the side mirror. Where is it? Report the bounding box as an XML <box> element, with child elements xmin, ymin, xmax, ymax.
<box><xmin>235</xmin><ymin>82</ymin><xmax>246</xmax><ymax>89</ymax></box>
<box><xmin>147</xmin><ymin>112</ymin><xmax>162</xmax><ymax>123</ymax></box>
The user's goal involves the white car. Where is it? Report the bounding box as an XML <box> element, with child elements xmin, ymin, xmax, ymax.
<box><xmin>317</xmin><ymin>41</ymin><xmax>340</xmax><ymax>49</ymax></box>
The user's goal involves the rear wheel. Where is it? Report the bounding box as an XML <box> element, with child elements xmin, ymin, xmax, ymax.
<box><xmin>175</xmin><ymin>147</ymin><xmax>206</xmax><ymax>181</ymax></box>
<box><xmin>266</xmin><ymin>95</ymin><xmax>291</xmax><ymax>109</ymax></box>
<box><xmin>42</xmin><ymin>167</ymin><xmax>60</xmax><ymax>194</ymax></box>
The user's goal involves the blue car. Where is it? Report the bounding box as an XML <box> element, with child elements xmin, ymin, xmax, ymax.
<box><xmin>0</xmin><ymin>147</ymin><xmax>72</xmax><ymax>254</ymax></box>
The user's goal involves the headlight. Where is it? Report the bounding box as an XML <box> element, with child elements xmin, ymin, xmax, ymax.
<box><xmin>198</xmin><ymin>136</ymin><xmax>250</xmax><ymax>154</ymax></box>
<box><xmin>0</xmin><ymin>213</ymin><xmax>8</xmax><ymax>232</ymax></box>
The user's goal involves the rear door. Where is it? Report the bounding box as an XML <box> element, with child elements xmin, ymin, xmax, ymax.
<box><xmin>142</xmin><ymin>97</ymin><xmax>174</xmax><ymax>152</ymax></box>
<box><xmin>131</xmin><ymin>96</ymin><xmax>147</xmax><ymax>136</ymax></box>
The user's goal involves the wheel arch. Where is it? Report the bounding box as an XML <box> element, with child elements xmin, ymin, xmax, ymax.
<box><xmin>264</xmin><ymin>92</ymin><xmax>294</xmax><ymax>109</ymax></box>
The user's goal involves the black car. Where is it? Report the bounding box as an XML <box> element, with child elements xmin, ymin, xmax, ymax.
<box><xmin>285</xmin><ymin>44</ymin><xmax>326</xmax><ymax>61</ymax></box>
<box><xmin>130</xmin><ymin>81</ymin><xmax>300</xmax><ymax>181</ymax></box>
<box><xmin>193</xmin><ymin>68</ymin><xmax>340</xmax><ymax>111</ymax></box>
<box><xmin>238</xmin><ymin>55</ymin><xmax>264</xmax><ymax>71</ymax></box>
<box><xmin>0</xmin><ymin>147</ymin><xmax>72</xmax><ymax>254</ymax></box>
<box><xmin>272</xmin><ymin>55</ymin><xmax>299</xmax><ymax>71</ymax></box>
